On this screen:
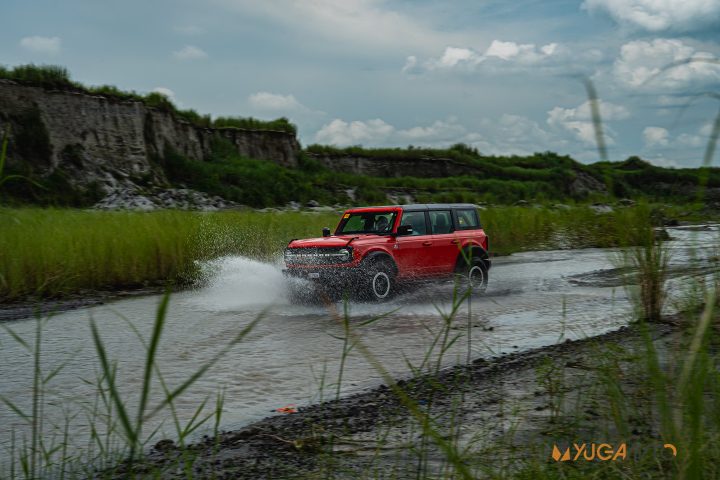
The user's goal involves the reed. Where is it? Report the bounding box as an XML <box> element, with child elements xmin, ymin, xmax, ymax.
<box><xmin>0</xmin><ymin>293</ymin><xmax>260</xmax><ymax>478</ymax></box>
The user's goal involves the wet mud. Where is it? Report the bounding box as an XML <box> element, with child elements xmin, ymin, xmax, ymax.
<box><xmin>119</xmin><ymin>321</ymin><xmax>680</xmax><ymax>479</ymax></box>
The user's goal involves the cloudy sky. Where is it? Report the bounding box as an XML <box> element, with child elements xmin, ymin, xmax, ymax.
<box><xmin>3</xmin><ymin>0</ymin><xmax>720</xmax><ymax>167</ymax></box>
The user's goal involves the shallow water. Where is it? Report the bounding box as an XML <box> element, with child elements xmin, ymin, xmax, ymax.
<box><xmin>0</xmin><ymin>226</ymin><xmax>717</xmax><ymax>468</ymax></box>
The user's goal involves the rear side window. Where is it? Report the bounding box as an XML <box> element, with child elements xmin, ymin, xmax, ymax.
<box><xmin>429</xmin><ymin>210</ymin><xmax>453</xmax><ymax>234</ymax></box>
<box><xmin>399</xmin><ymin>211</ymin><xmax>427</xmax><ymax>236</ymax></box>
<box><xmin>455</xmin><ymin>209</ymin><xmax>480</xmax><ymax>230</ymax></box>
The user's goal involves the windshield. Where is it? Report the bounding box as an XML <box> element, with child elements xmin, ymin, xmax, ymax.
<box><xmin>337</xmin><ymin>211</ymin><xmax>397</xmax><ymax>235</ymax></box>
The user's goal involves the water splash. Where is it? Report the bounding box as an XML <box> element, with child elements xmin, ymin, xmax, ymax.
<box><xmin>186</xmin><ymin>255</ymin><xmax>482</xmax><ymax>318</ymax></box>
<box><xmin>189</xmin><ymin>256</ymin><xmax>292</xmax><ymax>311</ymax></box>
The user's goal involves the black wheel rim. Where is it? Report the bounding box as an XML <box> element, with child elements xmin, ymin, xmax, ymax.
<box><xmin>372</xmin><ymin>272</ymin><xmax>390</xmax><ymax>298</ymax></box>
<box><xmin>468</xmin><ymin>265</ymin><xmax>484</xmax><ymax>288</ymax></box>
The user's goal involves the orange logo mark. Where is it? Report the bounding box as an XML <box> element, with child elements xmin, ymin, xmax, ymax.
<box><xmin>276</xmin><ymin>404</ymin><xmax>297</xmax><ymax>414</ymax></box>
<box><xmin>663</xmin><ymin>444</ymin><xmax>677</xmax><ymax>456</ymax></box>
<box><xmin>551</xmin><ymin>443</ymin><xmax>627</xmax><ymax>462</ymax></box>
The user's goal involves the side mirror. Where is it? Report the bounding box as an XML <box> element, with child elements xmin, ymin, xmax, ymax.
<box><xmin>396</xmin><ymin>225</ymin><xmax>413</xmax><ymax>236</ymax></box>
<box><xmin>322</xmin><ymin>227</ymin><xmax>331</xmax><ymax>237</ymax></box>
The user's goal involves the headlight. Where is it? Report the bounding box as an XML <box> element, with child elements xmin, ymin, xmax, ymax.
<box><xmin>338</xmin><ymin>248</ymin><xmax>351</xmax><ymax>262</ymax></box>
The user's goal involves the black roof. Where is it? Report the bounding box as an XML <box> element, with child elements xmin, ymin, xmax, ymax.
<box><xmin>367</xmin><ymin>203</ymin><xmax>479</xmax><ymax>211</ymax></box>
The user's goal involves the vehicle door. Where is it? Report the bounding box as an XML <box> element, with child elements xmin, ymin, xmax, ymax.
<box><xmin>428</xmin><ymin>210</ymin><xmax>460</xmax><ymax>275</ymax></box>
<box><xmin>393</xmin><ymin>210</ymin><xmax>432</xmax><ymax>279</ymax></box>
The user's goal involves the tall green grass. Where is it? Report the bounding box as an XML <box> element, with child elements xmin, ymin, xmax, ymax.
<box><xmin>0</xmin><ymin>209</ymin><xmax>337</xmax><ymax>301</ymax></box>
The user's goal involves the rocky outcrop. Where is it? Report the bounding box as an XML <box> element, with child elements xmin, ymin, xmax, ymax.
<box><xmin>568</xmin><ymin>170</ymin><xmax>608</xmax><ymax>197</ymax></box>
<box><xmin>93</xmin><ymin>186</ymin><xmax>243</xmax><ymax>211</ymax></box>
<box><xmin>0</xmin><ymin>80</ymin><xmax>300</xmax><ymax>192</ymax></box>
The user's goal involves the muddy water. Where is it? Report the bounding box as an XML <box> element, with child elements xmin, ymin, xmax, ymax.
<box><xmin>0</xmin><ymin>226</ymin><xmax>717</xmax><ymax>465</ymax></box>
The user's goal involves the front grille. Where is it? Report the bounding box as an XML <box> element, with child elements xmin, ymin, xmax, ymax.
<box><xmin>284</xmin><ymin>247</ymin><xmax>352</xmax><ymax>265</ymax></box>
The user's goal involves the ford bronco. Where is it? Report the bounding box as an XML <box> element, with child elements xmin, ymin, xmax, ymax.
<box><xmin>283</xmin><ymin>203</ymin><xmax>490</xmax><ymax>301</ymax></box>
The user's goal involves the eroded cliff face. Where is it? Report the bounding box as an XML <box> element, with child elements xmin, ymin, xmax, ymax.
<box><xmin>0</xmin><ymin>80</ymin><xmax>300</xmax><ymax>192</ymax></box>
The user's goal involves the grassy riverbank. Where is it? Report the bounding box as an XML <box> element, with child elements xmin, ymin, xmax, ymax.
<box><xmin>0</xmin><ymin>204</ymin><xmax>699</xmax><ymax>302</ymax></box>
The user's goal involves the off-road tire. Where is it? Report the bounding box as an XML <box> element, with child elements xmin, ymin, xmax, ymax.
<box><xmin>456</xmin><ymin>256</ymin><xmax>489</xmax><ymax>294</ymax></box>
<box><xmin>362</xmin><ymin>258</ymin><xmax>395</xmax><ymax>301</ymax></box>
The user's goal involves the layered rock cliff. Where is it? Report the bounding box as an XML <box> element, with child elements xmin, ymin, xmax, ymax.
<box><xmin>0</xmin><ymin>80</ymin><xmax>300</xmax><ymax>192</ymax></box>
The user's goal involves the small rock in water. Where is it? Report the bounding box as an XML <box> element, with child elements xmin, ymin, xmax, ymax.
<box><xmin>153</xmin><ymin>439</ymin><xmax>175</xmax><ymax>452</ymax></box>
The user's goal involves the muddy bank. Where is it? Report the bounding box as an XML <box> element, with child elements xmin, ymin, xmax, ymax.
<box><xmin>111</xmin><ymin>320</ymin><xmax>682</xmax><ymax>479</ymax></box>
<box><xmin>0</xmin><ymin>286</ymin><xmax>167</xmax><ymax>322</ymax></box>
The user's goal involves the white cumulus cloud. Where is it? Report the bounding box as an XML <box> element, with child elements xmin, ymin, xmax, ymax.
<box><xmin>172</xmin><ymin>45</ymin><xmax>208</xmax><ymax>60</ymax></box>
<box><xmin>248</xmin><ymin>92</ymin><xmax>304</xmax><ymax>111</ymax></box>
<box><xmin>548</xmin><ymin>100</ymin><xmax>631</xmax><ymax>123</ymax></box>
<box><xmin>437</xmin><ymin>47</ymin><xmax>483</xmax><ymax>68</ymax></box>
<box><xmin>313</xmin><ymin>115</ymin><xmax>568</xmax><ymax>156</ymax></box>
<box><xmin>583</xmin><ymin>0</ymin><xmax>720</xmax><ymax>32</ymax></box>
<box><xmin>406</xmin><ymin>40</ymin><xmax>566</xmax><ymax>74</ymax></box>
<box><xmin>314</xmin><ymin>118</ymin><xmax>467</xmax><ymax>147</ymax></box>
<box><xmin>396</xmin><ymin>119</ymin><xmax>468</xmax><ymax>143</ymax></box>
<box><xmin>315</xmin><ymin>118</ymin><xmax>395</xmax><ymax>145</ymax></box>
<box><xmin>19</xmin><ymin>36</ymin><xmax>61</xmax><ymax>54</ymax></box>
<box><xmin>547</xmin><ymin>100</ymin><xmax>630</xmax><ymax>145</ymax></box>
<box><xmin>485</xmin><ymin>40</ymin><xmax>556</xmax><ymax>63</ymax></box>
<box><xmin>613</xmin><ymin>39</ymin><xmax>720</xmax><ymax>89</ymax></box>
<box><xmin>643</xmin><ymin>126</ymin><xmax>670</xmax><ymax>147</ymax></box>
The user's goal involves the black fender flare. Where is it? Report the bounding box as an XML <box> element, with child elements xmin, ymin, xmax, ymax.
<box><xmin>455</xmin><ymin>245</ymin><xmax>490</xmax><ymax>271</ymax></box>
<box><xmin>361</xmin><ymin>251</ymin><xmax>398</xmax><ymax>276</ymax></box>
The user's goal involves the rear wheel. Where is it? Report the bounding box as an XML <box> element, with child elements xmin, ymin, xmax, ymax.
<box><xmin>457</xmin><ymin>256</ymin><xmax>489</xmax><ymax>294</ymax></box>
<box><xmin>362</xmin><ymin>258</ymin><xmax>395</xmax><ymax>301</ymax></box>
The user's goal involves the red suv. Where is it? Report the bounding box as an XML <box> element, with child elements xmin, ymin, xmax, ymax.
<box><xmin>283</xmin><ymin>203</ymin><xmax>490</xmax><ymax>301</ymax></box>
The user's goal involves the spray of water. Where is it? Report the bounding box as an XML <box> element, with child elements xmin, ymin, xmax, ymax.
<box><xmin>185</xmin><ymin>255</ymin><xmax>479</xmax><ymax>319</ymax></box>
<box><xmin>186</xmin><ymin>255</ymin><xmax>295</xmax><ymax>311</ymax></box>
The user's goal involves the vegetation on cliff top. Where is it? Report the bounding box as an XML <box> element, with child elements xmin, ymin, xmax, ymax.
<box><xmin>0</xmin><ymin>64</ymin><xmax>297</xmax><ymax>134</ymax></box>
<box><xmin>308</xmin><ymin>144</ymin><xmax>720</xmax><ymax>201</ymax></box>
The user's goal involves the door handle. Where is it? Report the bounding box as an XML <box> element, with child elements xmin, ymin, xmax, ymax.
<box><xmin>422</xmin><ymin>241</ymin><xmax>432</xmax><ymax>246</ymax></box>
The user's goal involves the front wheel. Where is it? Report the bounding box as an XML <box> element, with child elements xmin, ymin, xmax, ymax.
<box><xmin>362</xmin><ymin>259</ymin><xmax>395</xmax><ymax>301</ymax></box>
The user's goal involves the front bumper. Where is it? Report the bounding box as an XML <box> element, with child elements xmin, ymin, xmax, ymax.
<box><xmin>283</xmin><ymin>266</ymin><xmax>363</xmax><ymax>287</ymax></box>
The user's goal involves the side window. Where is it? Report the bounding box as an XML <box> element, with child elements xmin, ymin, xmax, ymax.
<box><xmin>399</xmin><ymin>211</ymin><xmax>427</xmax><ymax>236</ymax></box>
<box><xmin>455</xmin><ymin>209</ymin><xmax>480</xmax><ymax>230</ymax></box>
<box><xmin>429</xmin><ymin>210</ymin><xmax>453</xmax><ymax>234</ymax></box>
